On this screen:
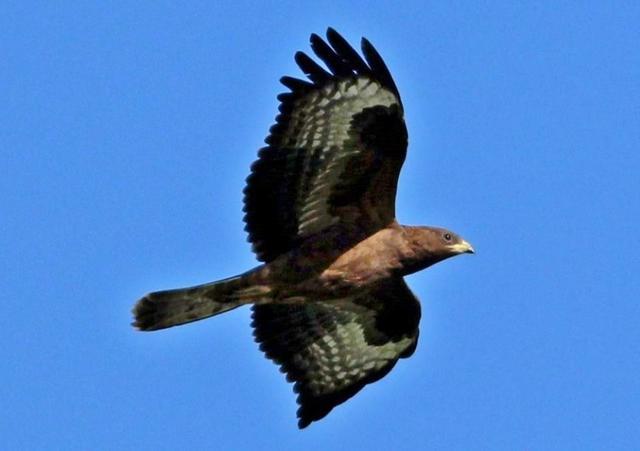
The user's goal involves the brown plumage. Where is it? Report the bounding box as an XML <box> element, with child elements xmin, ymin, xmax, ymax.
<box><xmin>132</xmin><ymin>28</ymin><xmax>473</xmax><ymax>428</ymax></box>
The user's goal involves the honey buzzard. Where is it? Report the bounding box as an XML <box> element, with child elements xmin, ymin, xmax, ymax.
<box><xmin>133</xmin><ymin>28</ymin><xmax>474</xmax><ymax>428</ymax></box>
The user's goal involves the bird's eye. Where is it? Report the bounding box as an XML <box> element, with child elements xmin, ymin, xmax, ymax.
<box><xmin>444</xmin><ymin>233</ymin><xmax>452</xmax><ymax>241</ymax></box>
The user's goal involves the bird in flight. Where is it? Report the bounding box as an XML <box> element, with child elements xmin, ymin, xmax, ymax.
<box><xmin>133</xmin><ymin>27</ymin><xmax>474</xmax><ymax>428</ymax></box>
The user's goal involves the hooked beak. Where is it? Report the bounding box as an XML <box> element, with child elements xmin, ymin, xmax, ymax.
<box><xmin>450</xmin><ymin>239</ymin><xmax>475</xmax><ymax>255</ymax></box>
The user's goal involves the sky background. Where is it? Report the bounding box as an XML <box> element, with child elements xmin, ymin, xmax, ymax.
<box><xmin>2</xmin><ymin>1</ymin><xmax>639</xmax><ymax>450</ymax></box>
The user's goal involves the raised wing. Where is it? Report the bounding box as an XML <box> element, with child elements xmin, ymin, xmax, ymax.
<box><xmin>244</xmin><ymin>28</ymin><xmax>408</xmax><ymax>262</ymax></box>
<box><xmin>251</xmin><ymin>279</ymin><xmax>421</xmax><ymax>428</ymax></box>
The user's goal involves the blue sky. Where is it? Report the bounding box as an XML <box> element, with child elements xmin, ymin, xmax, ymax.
<box><xmin>2</xmin><ymin>1</ymin><xmax>639</xmax><ymax>449</ymax></box>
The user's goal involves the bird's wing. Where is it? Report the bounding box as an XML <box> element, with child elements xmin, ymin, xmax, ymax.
<box><xmin>244</xmin><ymin>28</ymin><xmax>408</xmax><ymax>262</ymax></box>
<box><xmin>251</xmin><ymin>278</ymin><xmax>421</xmax><ymax>428</ymax></box>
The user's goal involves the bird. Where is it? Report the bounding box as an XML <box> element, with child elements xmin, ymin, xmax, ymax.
<box><xmin>132</xmin><ymin>27</ymin><xmax>474</xmax><ymax>429</ymax></box>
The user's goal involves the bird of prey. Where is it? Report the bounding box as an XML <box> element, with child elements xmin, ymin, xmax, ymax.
<box><xmin>133</xmin><ymin>28</ymin><xmax>474</xmax><ymax>428</ymax></box>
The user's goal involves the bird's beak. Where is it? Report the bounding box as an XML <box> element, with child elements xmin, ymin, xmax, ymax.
<box><xmin>450</xmin><ymin>239</ymin><xmax>475</xmax><ymax>255</ymax></box>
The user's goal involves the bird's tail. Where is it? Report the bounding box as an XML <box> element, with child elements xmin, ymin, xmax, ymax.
<box><xmin>132</xmin><ymin>272</ymin><xmax>271</xmax><ymax>331</ymax></box>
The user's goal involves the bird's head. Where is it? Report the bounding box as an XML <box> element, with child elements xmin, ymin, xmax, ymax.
<box><xmin>402</xmin><ymin>226</ymin><xmax>474</xmax><ymax>274</ymax></box>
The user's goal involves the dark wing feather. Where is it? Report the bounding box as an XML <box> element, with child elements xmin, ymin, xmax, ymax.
<box><xmin>244</xmin><ymin>28</ymin><xmax>407</xmax><ymax>262</ymax></box>
<box><xmin>251</xmin><ymin>279</ymin><xmax>421</xmax><ymax>428</ymax></box>
<box><xmin>279</xmin><ymin>75</ymin><xmax>314</xmax><ymax>93</ymax></box>
<box><xmin>309</xmin><ymin>33</ymin><xmax>354</xmax><ymax>77</ymax></box>
<box><xmin>294</xmin><ymin>51</ymin><xmax>332</xmax><ymax>84</ymax></box>
<box><xmin>361</xmin><ymin>38</ymin><xmax>402</xmax><ymax>108</ymax></box>
<box><xmin>326</xmin><ymin>27</ymin><xmax>371</xmax><ymax>75</ymax></box>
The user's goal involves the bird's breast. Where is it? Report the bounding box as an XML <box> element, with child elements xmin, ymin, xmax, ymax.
<box><xmin>319</xmin><ymin>228</ymin><xmax>408</xmax><ymax>288</ymax></box>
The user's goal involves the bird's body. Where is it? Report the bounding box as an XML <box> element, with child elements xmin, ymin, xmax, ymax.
<box><xmin>136</xmin><ymin>223</ymin><xmax>469</xmax><ymax>329</ymax></box>
<box><xmin>133</xmin><ymin>28</ymin><xmax>473</xmax><ymax>428</ymax></box>
<box><xmin>260</xmin><ymin>224</ymin><xmax>427</xmax><ymax>290</ymax></box>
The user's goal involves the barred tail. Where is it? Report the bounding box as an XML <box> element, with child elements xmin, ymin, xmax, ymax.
<box><xmin>132</xmin><ymin>273</ymin><xmax>270</xmax><ymax>331</ymax></box>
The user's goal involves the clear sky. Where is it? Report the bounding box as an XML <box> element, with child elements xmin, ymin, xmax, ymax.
<box><xmin>2</xmin><ymin>1</ymin><xmax>639</xmax><ymax>450</ymax></box>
